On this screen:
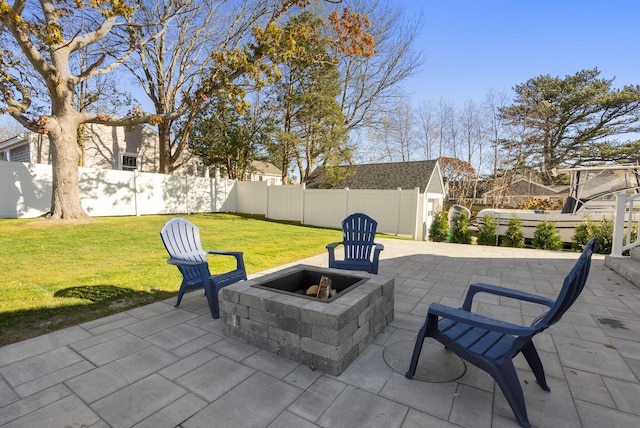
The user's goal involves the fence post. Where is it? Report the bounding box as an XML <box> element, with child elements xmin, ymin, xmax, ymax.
<box><xmin>413</xmin><ymin>187</ymin><xmax>421</xmax><ymax>240</ymax></box>
<box><xmin>396</xmin><ymin>188</ymin><xmax>402</xmax><ymax>235</ymax></box>
<box><xmin>611</xmin><ymin>193</ymin><xmax>626</xmax><ymax>257</ymax></box>
<box><xmin>345</xmin><ymin>187</ymin><xmax>349</xmax><ymax>217</ymax></box>
<box><xmin>210</xmin><ymin>176</ymin><xmax>215</xmax><ymax>213</ymax></box>
<box><xmin>265</xmin><ymin>182</ymin><xmax>270</xmax><ymax>219</ymax></box>
<box><xmin>185</xmin><ymin>175</ymin><xmax>190</xmax><ymax>214</ymax></box>
<box><xmin>133</xmin><ymin>170</ymin><xmax>140</xmax><ymax>216</ymax></box>
<box><xmin>301</xmin><ymin>183</ymin><xmax>306</xmax><ymax>225</ymax></box>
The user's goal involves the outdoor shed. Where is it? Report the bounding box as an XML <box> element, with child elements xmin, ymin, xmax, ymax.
<box><xmin>305</xmin><ymin>159</ymin><xmax>445</xmax><ymax>240</ymax></box>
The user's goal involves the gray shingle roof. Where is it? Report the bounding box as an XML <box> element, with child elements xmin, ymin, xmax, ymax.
<box><xmin>305</xmin><ymin>160</ymin><xmax>439</xmax><ymax>193</ymax></box>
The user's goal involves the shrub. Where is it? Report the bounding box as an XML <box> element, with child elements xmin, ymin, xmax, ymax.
<box><xmin>477</xmin><ymin>214</ymin><xmax>498</xmax><ymax>246</ymax></box>
<box><xmin>572</xmin><ymin>216</ymin><xmax>636</xmax><ymax>254</ymax></box>
<box><xmin>501</xmin><ymin>216</ymin><xmax>525</xmax><ymax>248</ymax></box>
<box><xmin>428</xmin><ymin>209</ymin><xmax>449</xmax><ymax>242</ymax></box>
<box><xmin>532</xmin><ymin>220</ymin><xmax>563</xmax><ymax>250</ymax></box>
<box><xmin>447</xmin><ymin>210</ymin><xmax>472</xmax><ymax>244</ymax></box>
<box><xmin>594</xmin><ymin>217</ymin><xmax>614</xmax><ymax>254</ymax></box>
<box><xmin>572</xmin><ymin>219</ymin><xmax>597</xmax><ymax>252</ymax></box>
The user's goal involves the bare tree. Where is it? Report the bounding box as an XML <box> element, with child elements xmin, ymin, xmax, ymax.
<box><xmin>438</xmin><ymin>98</ymin><xmax>457</xmax><ymax>159</ymax></box>
<box><xmin>457</xmin><ymin>98</ymin><xmax>484</xmax><ymax>206</ymax></box>
<box><xmin>333</xmin><ymin>0</ymin><xmax>424</xmax><ymax>131</ymax></box>
<box><xmin>0</xmin><ymin>0</ymin><xmax>309</xmax><ymax>220</ymax></box>
<box><xmin>75</xmin><ymin>47</ymin><xmax>133</xmax><ymax>167</ymax></box>
<box><xmin>417</xmin><ymin>99</ymin><xmax>437</xmax><ymax>160</ymax></box>
<box><xmin>0</xmin><ymin>118</ymin><xmax>26</xmax><ymax>141</ymax></box>
<box><xmin>483</xmin><ymin>89</ymin><xmax>510</xmax><ymax>182</ymax></box>
<box><xmin>481</xmin><ymin>89</ymin><xmax>532</xmax><ymax>208</ymax></box>
<box><xmin>126</xmin><ymin>0</ymin><xmax>286</xmax><ymax>174</ymax></box>
<box><xmin>368</xmin><ymin>97</ymin><xmax>416</xmax><ymax>162</ymax></box>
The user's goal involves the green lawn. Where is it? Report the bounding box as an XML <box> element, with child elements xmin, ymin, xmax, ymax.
<box><xmin>0</xmin><ymin>213</ymin><xmax>344</xmax><ymax>346</ymax></box>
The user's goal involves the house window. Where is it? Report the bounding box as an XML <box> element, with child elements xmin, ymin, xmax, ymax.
<box><xmin>121</xmin><ymin>154</ymin><xmax>137</xmax><ymax>171</ymax></box>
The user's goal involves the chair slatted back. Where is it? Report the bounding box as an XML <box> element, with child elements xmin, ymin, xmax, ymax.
<box><xmin>535</xmin><ymin>238</ymin><xmax>596</xmax><ymax>329</ymax></box>
<box><xmin>342</xmin><ymin>213</ymin><xmax>377</xmax><ymax>262</ymax></box>
<box><xmin>160</xmin><ymin>218</ymin><xmax>208</xmax><ymax>282</ymax></box>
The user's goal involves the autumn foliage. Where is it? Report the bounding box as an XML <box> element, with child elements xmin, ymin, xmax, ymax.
<box><xmin>328</xmin><ymin>8</ymin><xmax>374</xmax><ymax>58</ymax></box>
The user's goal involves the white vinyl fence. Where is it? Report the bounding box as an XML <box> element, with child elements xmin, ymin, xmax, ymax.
<box><xmin>1</xmin><ymin>160</ymin><xmax>427</xmax><ymax>239</ymax></box>
<box><xmin>0</xmin><ymin>161</ymin><xmax>237</xmax><ymax>218</ymax></box>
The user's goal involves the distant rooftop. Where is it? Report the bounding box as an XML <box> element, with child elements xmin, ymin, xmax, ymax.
<box><xmin>305</xmin><ymin>160</ymin><xmax>439</xmax><ymax>193</ymax></box>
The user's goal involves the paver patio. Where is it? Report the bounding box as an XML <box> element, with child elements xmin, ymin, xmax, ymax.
<box><xmin>1</xmin><ymin>239</ymin><xmax>639</xmax><ymax>427</ymax></box>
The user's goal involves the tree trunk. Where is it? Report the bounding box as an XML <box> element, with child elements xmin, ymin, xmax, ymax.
<box><xmin>47</xmin><ymin>118</ymin><xmax>90</xmax><ymax>220</ymax></box>
<box><xmin>77</xmin><ymin>123</ymin><xmax>86</xmax><ymax>167</ymax></box>
<box><xmin>158</xmin><ymin>121</ymin><xmax>172</xmax><ymax>174</ymax></box>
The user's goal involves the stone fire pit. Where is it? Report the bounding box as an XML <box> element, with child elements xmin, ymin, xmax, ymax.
<box><xmin>221</xmin><ymin>265</ymin><xmax>394</xmax><ymax>375</ymax></box>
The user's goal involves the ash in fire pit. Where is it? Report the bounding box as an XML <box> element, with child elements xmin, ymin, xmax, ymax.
<box><xmin>250</xmin><ymin>267</ymin><xmax>368</xmax><ymax>302</ymax></box>
<box><xmin>221</xmin><ymin>265</ymin><xmax>394</xmax><ymax>376</ymax></box>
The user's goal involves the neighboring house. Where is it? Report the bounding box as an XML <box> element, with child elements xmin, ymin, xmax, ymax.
<box><xmin>483</xmin><ymin>177</ymin><xmax>568</xmax><ymax>207</ymax></box>
<box><xmin>305</xmin><ymin>159</ymin><xmax>445</xmax><ymax>239</ymax></box>
<box><xmin>245</xmin><ymin>161</ymin><xmax>283</xmax><ymax>185</ymax></box>
<box><xmin>443</xmin><ymin>178</ymin><xmax>488</xmax><ymax>205</ymax></box>
<box><xmin>0</xmin><ymin>123</ymin><xmax>199</xmax><ymax>175</ymax></box>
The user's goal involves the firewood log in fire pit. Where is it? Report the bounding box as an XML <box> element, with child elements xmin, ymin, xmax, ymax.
<box><xmin>316</xmin><ymin>276</ymin><xmax>332</xmax><ymax>299</ymax></box>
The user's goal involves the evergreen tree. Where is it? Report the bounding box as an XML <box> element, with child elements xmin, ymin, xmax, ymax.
<box><xmin>189</xmin><ymin>104</ymin><xmax>274</xmax><ymax>179</ymax></box>
<box><xmin>448</xmin><ymin>211</ymin><xmax>472</xmax><ymax>244</ymax></box>
<box><xmin>477</xmin><ymin>215</ymin><xmax>498</xmax><ymax>246</ymax></box>
<box><xmin>501</xmin><ymin>217</ymin><xmax>525</xmax><ymax>248</ymax></box>
<box><xmin>572</xmin><ymin>218</ymin><xmax>599</xmax><ymax>252</ymax></box>
<box><xmin>573</xmin><ymin>217</ymin><xmax>623</xmax><ymax>254</ymax></box>
<box><xmin>500</xmin><ymin>69</ymin><xmax>640</xmax><ymax>185</ymax></box>
<box><xmin>428</xmin><ymin>209</ymin><xmax>449</xmax><ymax>242</ymax></box>
<box><xmin>532</xmin><ymin>220</ymin><xmax>563</xmax><ymax>250</ymax></box>
<box><xmin>268</xmin><ymin>12</ymin><xmax>350</xmax><ymax>183</ymax></box>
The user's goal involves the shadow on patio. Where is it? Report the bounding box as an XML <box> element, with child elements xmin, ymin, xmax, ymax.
<box><xmin>0</xmin><ymin>239</ymin><xmax>639</xmax><ymax>427</ymax></box>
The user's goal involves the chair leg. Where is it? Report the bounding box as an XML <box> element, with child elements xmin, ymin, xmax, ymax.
<box><xmin>491</xmin><ymin>361</ymin><xmax>531</xmax><ymax>428</ymax></box>
<box><xmin>175</xmin><ymin>285</ymin><xmax>186</xmax><ymax>307</ymax></box>
<box><xmin>204</xmin><ymin>282</ymin><xmax>220</xmax><ymax>319</ymax></box>
<box><xmin>405</xmin><ymin>322</ymin><xmax>428</xmax><ymax>378</ymax></box>
<box><xmin>522</xmin><ymin>342</ymin><xmax>550</xmax><ymax>391</ymax></box>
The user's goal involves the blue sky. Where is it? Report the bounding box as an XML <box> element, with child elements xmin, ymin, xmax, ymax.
<box><xmin>400</xmin><ymin>0</ymin><xmax>640</xmax><ymax>106</ymax></box>
<box><xmin>2</xmin><ymin>1</ymin><xmax>638</xmax><ymax>129</ymax></box>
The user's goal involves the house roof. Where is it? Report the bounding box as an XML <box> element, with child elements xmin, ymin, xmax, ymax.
<box><xmin>250</xmin><ymin>160</ymin><xmax>281</xmax><ymax>176</ymax></box>
<box><xmin>304</xmin><ymin>160</ymin><xmax>441</xmax><ymax>193</ymax></box>
<box><xmin>0</xmin><ymin>133</ymin><xmax>29</xmax><ymax>151</ymax></box>
<box><xmin>484</xmin><ymin>177</ymin><xmax>566</xmax><ymax>196</ymax></box>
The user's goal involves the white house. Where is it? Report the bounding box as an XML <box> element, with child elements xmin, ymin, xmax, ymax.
<box><xmin>0</xmin><ymin>124</ymin><xmax>160</xmax><ymax>172</ymax></box>
<box><xmin>0</xmin><ymin>123</ymin><xmax>202</xmax><ymax>175</ymax></box>
<box><xmin>245</xmin><ymin>161</ymin><xmax>283</xmax><ymax>185</ymax></box>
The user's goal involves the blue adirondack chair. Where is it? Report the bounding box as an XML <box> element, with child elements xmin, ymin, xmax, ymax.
<box><xmin>160</xmin><ymin>217</ymin><xmax>247</xmax><ymax>319</ymax></box>
<box><xmin>327</xmin><ymin>212</ymin><xmax>384</xmax><ymax>274</ymax></box>
<box><xmin>406</xmin><ymin>238</ymin><xmax>596</xmax><ymax>428</ymax></box>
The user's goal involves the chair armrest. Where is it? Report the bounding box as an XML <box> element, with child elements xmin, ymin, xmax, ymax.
<box><xmin>371</xmin><ymin>243</ymin><xmax>384</xmax><ymax>273</ymax></box>
<box><xmin>326</xmin><ymin>242</ymin><xmax>343</xmax><ymax>268</ymax></box>
<box><xmin>167</xmin><ymin>257</ymin><xmax>207</xmax><ymax>267</ymax></box>
<box><xmin>326</xmin><ymin>242</ymin><xmax>343</xmax><ymax>250</ymax></box>
<box><xmin>462</xmin><ymin>282</ymin><xmax>555</xmax><ymax>311</ymax></box>
<box><xmin>429</xmin><ymin>303</ymin><xmax>536</xmax><ymax>336</ymax></box>
<box><xmin>206</xmin><ymin>251</ymin><xmax>246</xmax><ymax>271</ymax></box>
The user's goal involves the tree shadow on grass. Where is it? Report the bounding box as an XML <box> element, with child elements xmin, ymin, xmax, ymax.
<box><xmin>0</xmin><ymin>285</ymin><xmax>175</xmax><ymax>347</ymax></box>
<box><xmin>53</xmin><ymin>285</ymin><xmax>170</xmax><ymax>303</ymax></box>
